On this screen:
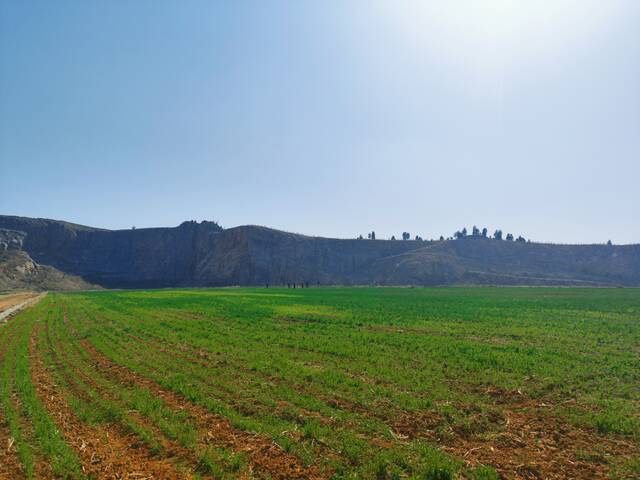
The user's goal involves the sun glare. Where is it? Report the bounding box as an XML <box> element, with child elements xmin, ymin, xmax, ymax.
<box><xmin>377</xmin><ymin>0</ymin><xmax>620</xmax><ymax>78</ymax></box>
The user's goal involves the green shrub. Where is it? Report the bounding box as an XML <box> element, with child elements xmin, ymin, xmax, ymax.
<box><xmin>472</xmin><ymin>465</ymin><xmax>500</xmax><ymax>480</ymax></box>
<box><xmin>423</xmin><ymin>467</ymin><xmax>452</xmax><ymax>480</ymax></box>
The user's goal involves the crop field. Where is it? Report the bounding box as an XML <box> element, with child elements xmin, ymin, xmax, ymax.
<box><xmin>0</xmin><ymin>287</ymin><xmax>639</xmax><ymax>480</ymax></box>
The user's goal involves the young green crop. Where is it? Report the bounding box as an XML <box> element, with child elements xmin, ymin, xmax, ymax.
<box><xmin>1</xmin><ymin>302</ymin><xmax>84</xmax><ymax>479</ymax></box>
<box><xmin>2</xmin><ymin>287</ymin><xmax>638</xmax><ymax>479</ymax></box>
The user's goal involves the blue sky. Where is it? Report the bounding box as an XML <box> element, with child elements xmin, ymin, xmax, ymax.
<box><xmin>1</xmin><ymin>1</ymin><xmax>639</xmax><ymax>243</ymax></box>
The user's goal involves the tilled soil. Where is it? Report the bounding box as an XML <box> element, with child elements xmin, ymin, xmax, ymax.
<box><xmin>77</xmin><ymin>338</ymin><xmax>327</xmax><ymax>480</ymax></box>
<box><xmin>0</xmin><ymin>323</ymin><xmax>25</xmax><ymax>479</ymax></box>
<box><xmin>0</xmin><ymin>425</ymin><xmax>23</xmax><ymax>480</ymax></box>
<box><xmin>440</xmin><ymin>388</ymin><xmax>640</xmax><ymax>480</ymax></box>
<box><xmin>30</xmin><ymin>323</ymin><xmax>192</xmax><ymax>480</ymax></box>
<box><xmin>98</xmin><ymin>322</ymin><xmax>640</xmax><ymax>479</ymax></box>
<box><xmin>444</xmin><ymin>405</ymin><xmax>637</xmax><ymax>479</ymax></box>
<box><xmin>46</xmin><ymin>321</ymin><xmax>210</xmax><ymax>477</ymax></box>
<box><xmin>7</xmin><ymin>300</ymin><xmax>637</xmax><ymax>480</ymax></box>
<box><xmin>57</xmin><ymin>308</ymin><xmax>328</xmax><ymax>479</ymax></box>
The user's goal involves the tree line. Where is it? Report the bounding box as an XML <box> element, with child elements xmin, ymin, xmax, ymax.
<box><xmin>357</xmin><ymin>226</ymin><xmax>529</xmax><ymax>243</ymax></box>
<box><xmin>453</xmin><ymin>226</ymin><xmax>527</xmax><ymax>242</ymax></box>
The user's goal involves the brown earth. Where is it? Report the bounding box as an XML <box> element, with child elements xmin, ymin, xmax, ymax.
<box><xmin>441</xmin><ymin>387</ymin><xmax>640</xmax><ymax>480</ymax></box>
<box><xmin>56</xmin><ymin>308</ymin><xmax>640</xmax><ymax>480</ymax></box>
<box><xmin>101</xmin><ymin>327</ymin><xmax>348</xmax><ymax>468</ymax></box>
<box><xmin>49</xmin><ymin>308</ymin><xmax>276</xmax><ymax>479</ymax></box>
<box><xmin>31</xmin><ymin>321</ymin><xmax>193</xmax><ymax>480</ymax></box>
<box><xmin>46</xmin><ymin>316</ymin><xmax>254</xmax><ymax>479</ymax></box>
<box><xmin>105</xmin><ymin>318</ymin><xmax>640</xmax><ymax>479</ymax></box>
<box><xmin>0</xmin><ymin>292</ymin><xmax>37</xmax><ymax>313</ymax></box>
<box><xmin>65</xmin><ymin>315</ymin><xmax>327</xmax><ymax>480</ymax></box>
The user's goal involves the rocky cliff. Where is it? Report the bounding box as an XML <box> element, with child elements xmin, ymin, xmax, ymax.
<box><xmin>1</xmin><ymin>215</ymin><xmax>639</xmax><ymax>288</ymax></box>
<box><xmin>0</xmin><ymin>228</ymin><xmax>97</xmax><ymax>292</ymax></box>
<box><xmin>193</xmin><ymin>225</ymin><xmax>425</xmax><ymax>286</ymax></box>
<box><xmin>0</xmin><ymin>217</ymin><xmax>225</xmax><ymax>288</ymax></box>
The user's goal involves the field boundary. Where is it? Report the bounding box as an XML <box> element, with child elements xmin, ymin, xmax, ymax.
<box><xmin>0</xmin><ymin>293</ymin><xmax>46</xmax><ymax>325</ymax></box>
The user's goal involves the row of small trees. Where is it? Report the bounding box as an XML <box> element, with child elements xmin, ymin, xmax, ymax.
<box><xmin>453</xmin><ymin>226</ymin><xmax>526</xmax><ymax>242</ymax></box>
<box><xmin>357</xmin><ymin>226</ymin><xmax>528</xmax><ymax>242</ymax></box>
<box><xmin>357</xmin><ymin>229</ymin><xmax>617</xmax><ymax>245</ymax></box>
<box><xmin>357</xmin><ymin>231</ymin><xmax>423</xmax><ymax>241</ymax></box>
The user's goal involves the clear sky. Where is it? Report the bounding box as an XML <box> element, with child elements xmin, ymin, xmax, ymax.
<box><xmin>1</xmin><ymin>1</ymin><xmax>639</xmax><ymax>244</ymax></box>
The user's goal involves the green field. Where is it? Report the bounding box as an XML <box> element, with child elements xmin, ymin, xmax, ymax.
<box><xmin>1</xmin><ymin>287</ymin><xmax>639</xmax><ymax>479</ymax></box>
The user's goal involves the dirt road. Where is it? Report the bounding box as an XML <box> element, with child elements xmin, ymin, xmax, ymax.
<box><xmin>0</xmin><ymin>292</ymin><xmax>45</xmax><ymax>324</ymax></box>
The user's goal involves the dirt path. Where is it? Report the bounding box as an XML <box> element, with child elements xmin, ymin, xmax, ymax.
<box><xmin>0</xmin><ymin>292</ymin><xmax>45</xmax><ymax>325</ymax></box>
<box><xmin>30</xmin><ymin>322</ymin><xmax>193</xmax><ymax>480</ymax></box>
<box><xmin>0</xmin><ymin>292</ymin><xmax>37</xmax><ymax>312</ymax></box>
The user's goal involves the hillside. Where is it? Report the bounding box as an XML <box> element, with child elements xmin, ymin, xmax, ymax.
<box><xmin>0</xmin><ymin>229</ymin><xmax>97</xmax><ymax>292</ymax></box>
<box><xmin>368</xmin><ymin>236</ymin><xmax>640</xmax><ymax>286</ymax></box>
<box><xmin>1</xmin><ymin>215</ymin><xmax>639</xmax><ymax>288</ymax></box>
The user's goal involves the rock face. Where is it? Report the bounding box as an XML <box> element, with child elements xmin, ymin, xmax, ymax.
<box><xmin>192</xmin><ymin>226</ymin><xmax>424</xmax><ymax>286</ymax></box>
<box><xmin>0</xmin><ymin>217</ymin><xmax>225</xmax><ymax>287</ymax></box>
<box><xmin>0</xmin><ymin>217</ymin><xmax>421</xmax><ymax>287</ymax></box>
<box><xmin>1</xmin><ymin>215</ymin><xmax>639</xmax><ymax>288</ymax></box>
<box><xmin>0</xmin><ymin>228</ymin><xmax>97</xmax><ymax>292</ymax></box>
<box><xmin>0</xmin><ymin>228</ymin><xmax>25</xmax><ymax>253</ymax></box>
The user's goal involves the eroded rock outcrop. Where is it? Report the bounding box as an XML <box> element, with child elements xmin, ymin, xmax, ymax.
<box><xmin>0</xmin><ymin>228</ymin><xmax>97</xmax><ymax>292</ymax></box>
<box><xmin>1</xmin><ymin>215</ymin><xmax>639</xmax><ymax>288</ymax></box>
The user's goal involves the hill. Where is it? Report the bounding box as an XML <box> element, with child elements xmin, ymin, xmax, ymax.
<box><xmin>0</xmin><ymin>228</ymin><xmax>97</xmax><ymax>292</ymax></box>
<box><xmin>0</xmin><ymin>215</ymin><xmax>638</xmax><ymax>288</ymax></box>
<box><xmin>368</xmin><ymin>236</ymin><xmax>640</xmax><ymax>286</ymax></box>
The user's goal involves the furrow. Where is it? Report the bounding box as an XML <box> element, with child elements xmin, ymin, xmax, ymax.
<box><xmin>0</xmin><ymin>321</ymin><xmax>26</xmax><ymax>479</ymax></box>
<box><xmin>33</xmin><ymin>312</ymin><xmax>193</xmax><ymax>480</ymax></box>
<box><xmin>71</xmin><ymin>325</ymin><xmax>328</xmax><ymax>480</ymax></box>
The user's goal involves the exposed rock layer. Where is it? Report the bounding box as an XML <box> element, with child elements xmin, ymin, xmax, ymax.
<box><xmin>0</xmin><ymin>228</ymin><xmax>96</xmax><ymax>292</ymax></box>
<box><xmin>1</xmin><ymin>215</ymin><xmax>638</xmax><ymax>288</ymax></box>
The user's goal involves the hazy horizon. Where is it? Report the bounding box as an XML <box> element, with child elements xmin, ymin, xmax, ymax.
<box><xmin>2</xmin><ymin>1</ymin><xmax>639</xmax><ymax>244</ymax></box>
